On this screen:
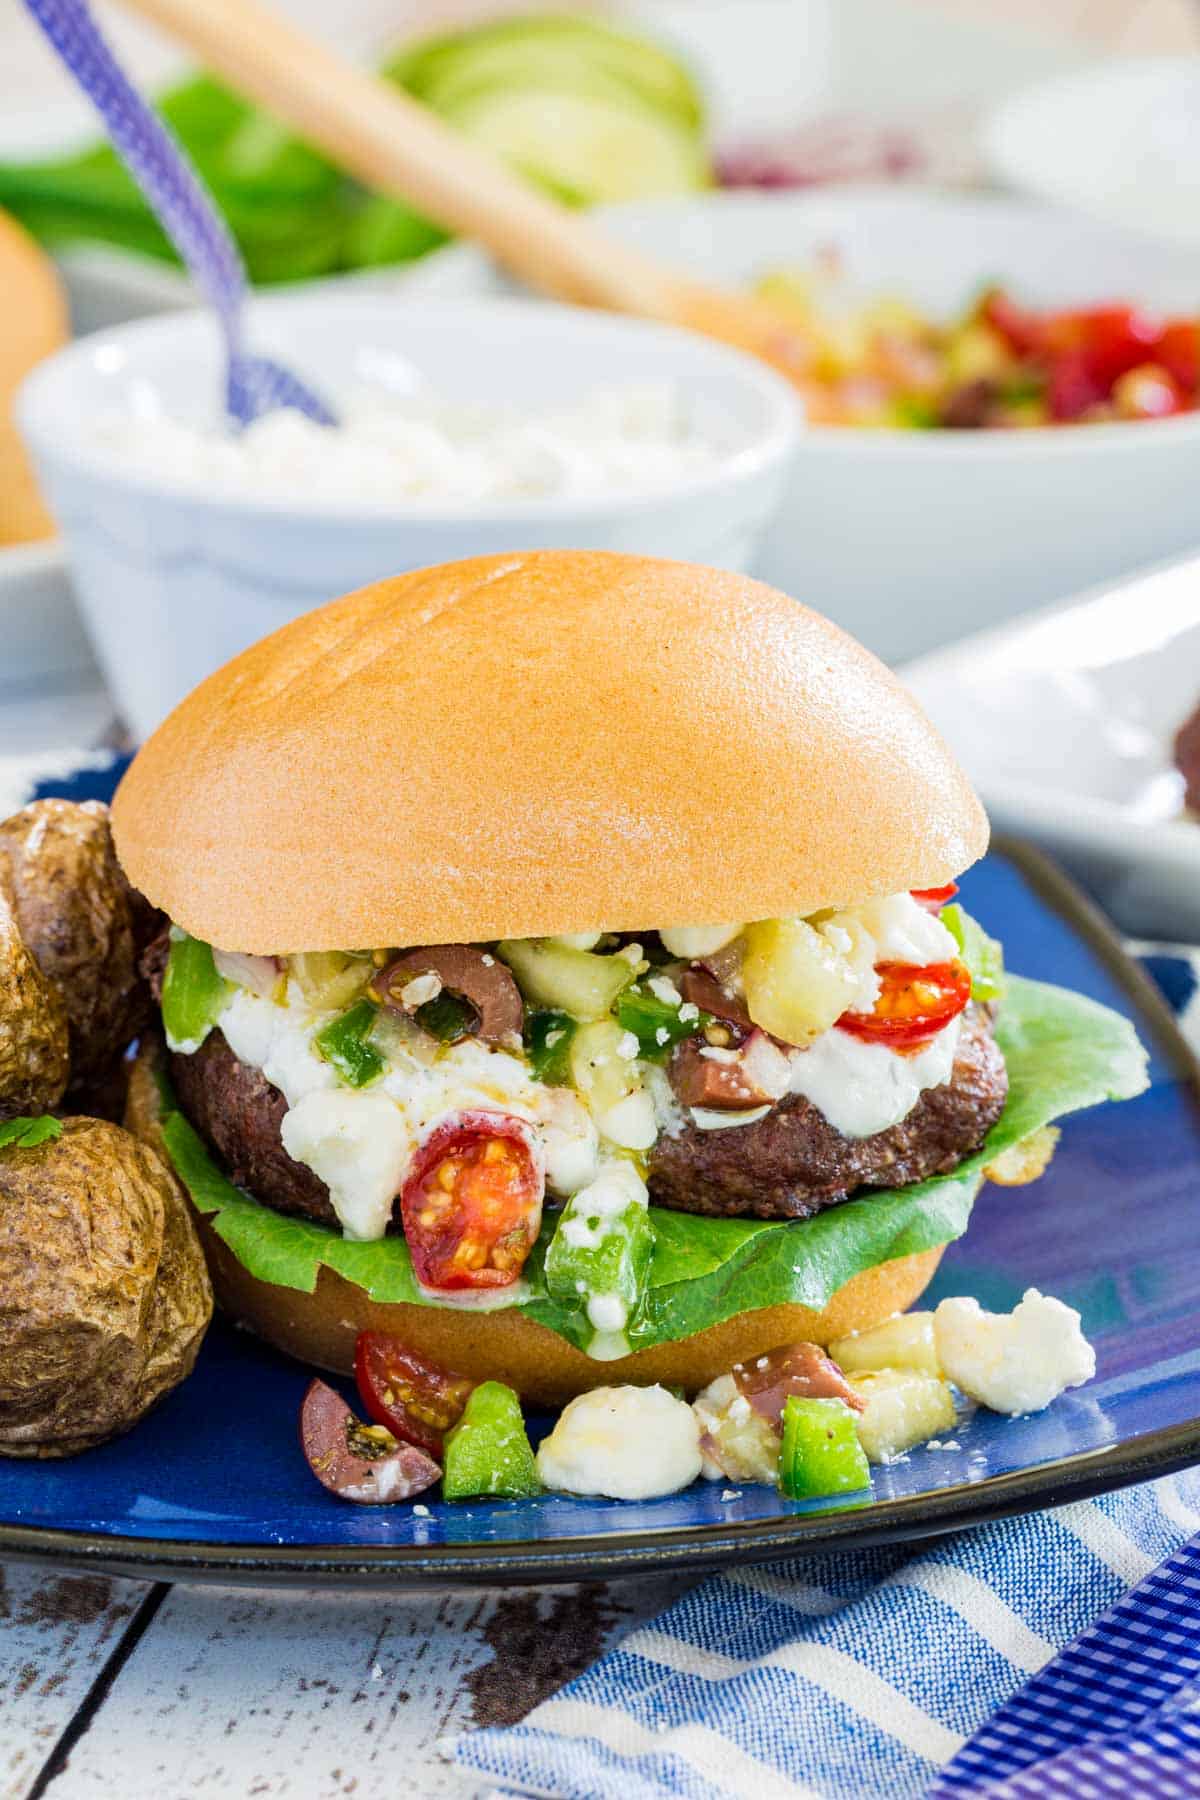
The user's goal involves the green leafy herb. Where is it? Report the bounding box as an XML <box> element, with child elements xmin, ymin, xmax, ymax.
<box><xmin>158</xmin><ymin>975</ymin><xmax>1147</xmax><ymax>1354</ymax></box>
<box><xmin>161</xmin><ymin>931</ymin><xmax>232</xmax><ymax>1054</ymax></box>
<box><xmin>524</xmin><ymin>1009</ymin><xmax>577</xmax><ymax>1085</ymax></box>
<box><xmin>615</xmin><ymin>985</ymin><xmax>712</xmax><ymax>1062</ymax></box>
<box><xmin>0</xmin><ymin>1116</ymin><xmax>62</xmax><ymax>1150</ymax></box>
<box><xmin>314</xmin><ymin>998</ymin><xmax>384</xmax><ymax>1088</ymax></box>
<box><xmin>943</xmin><ymin>904</ymin><xmax>1005</xmax><ymax>1002</ymax></box>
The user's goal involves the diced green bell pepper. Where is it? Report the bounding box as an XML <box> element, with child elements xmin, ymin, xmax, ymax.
<box><xmin>314</xmin><ymin>998</ymin><xmax>385</xmax><ymax>1088</ymax></box>
<box><xmin>441</xmin><ymin>1381</ymin><xmax>541</xmax><ymax>1499</ymax></box>
<box><xmin>161</xmin><ymin>931</ymin><xmax>232</xmax><ymax>1053</ymax></box>
<box><xmin>778</xmin><ymin>1396</ymin><xmax>872</xmax><ymax>1501</ymax></box>
<box><xmin>544</xmin><ymin>1182</ymin><xmax>654</xmax><ymax>1345</ymax></box>
<box><xmin>524</xmin><ymin>1009</ymin><xmax>577</xmax><ymax>1084</ymax></box>
<box><xmin>415</xmin><ymin>990</ymin><xmax>477</xmax><ymax>1043</ymax></box>
<box><xmin>942</xmin><ymin>904</ymin><xmax>1005</xmax><ymax>1003</ymax></box>
<box><xmin>615</xmin><ymin>985</ymin><xmax>712</xmax><ymax>1062</ymax></box>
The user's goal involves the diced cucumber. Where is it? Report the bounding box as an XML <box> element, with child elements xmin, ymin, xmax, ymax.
<box><xmin>830</xmin><ymin>1312</ymin><xmax>940</xmax><ymax>1379</ymax></box>
<box><xmin>569</xmin><ymin>1020</ymin><xmax>655</xmax><ymax>1150</ymax></box>
<box><xmin>846</xmin><ymin>1369</ymin><xmax>956</xmax><ymax>1464</ymax></box>
<box><xmin>498</xmin><ymin>939</ymin><xmax>636</xmax><ymax>1021</ymax></box>
<box><xmin>440</xmin><ymin>86</ymin><xmax>709</xmax><ymax>204</ymax></box>
<box><xmin>387</xmin><ymin>14</ymin><xmax>705</xmax><ymax>131</ymax></box>
<box><xmin>289</xmin><ymin>951</ymin><xmax>372</xmax><ymax>1012</ymax></box>
<box><xmin>742</xmin><ymin>918</ymin><xmax>859</xmax><ymax>1047</ymax></box>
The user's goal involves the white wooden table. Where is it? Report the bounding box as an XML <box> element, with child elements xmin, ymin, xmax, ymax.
<box><xmin>0</xmin><ymin>679</ymin><xmax>697</xmax><ymax>1800</ymax></box>
<box><xmin>0</xmin><ymin>1559</ymin><xmax>694</xmax><ymax>1799</ymax></box>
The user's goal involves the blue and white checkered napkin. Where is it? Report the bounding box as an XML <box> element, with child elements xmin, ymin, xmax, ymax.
<box><xmin>455</xmin><ymin>950</ymin><xmax>1200</xmax><ymax>1800</ymax></box>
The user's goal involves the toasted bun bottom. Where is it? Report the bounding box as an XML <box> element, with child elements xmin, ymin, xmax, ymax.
<box><xmin>126</xmin><ymin>1046</ymin><xmax>943</xmax><ymax>1404</ymax></box>
<box><xmin>199</xmin><ymin>1219</ymin><xmax>943</xmax><ymax>1405</ymax></box>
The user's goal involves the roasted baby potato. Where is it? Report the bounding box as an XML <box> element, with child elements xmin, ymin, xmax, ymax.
<box><xmin>0</xmin><ymin>1116</ymin><xmax>212</xmax><ymax>1456</ymax></box>
<box><xmin>0</xmin><ymin>868</ymin><xmax>69</xmax><ymax>1119</ymax></box>
<box><xmin>0</xmin><ymin>799</ymin><xmax>160</xmax><ymax>1095</ymax></box>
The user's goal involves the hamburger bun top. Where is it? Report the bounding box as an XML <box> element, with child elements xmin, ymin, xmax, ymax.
<box><xmin>0</xmin><ymin>210</ymin><xmax>67</xmax><ymax>547</ymax></box>
<box><xmin>112</xmin><ymin>551</ymin><xmax>988</xmax><ymax>953</ymax></box>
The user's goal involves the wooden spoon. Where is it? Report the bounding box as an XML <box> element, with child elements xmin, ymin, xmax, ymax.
<box><xmin>111</xmin><ymin>0</ymin><xmax>814</xmax><ymax>386</ymax></box>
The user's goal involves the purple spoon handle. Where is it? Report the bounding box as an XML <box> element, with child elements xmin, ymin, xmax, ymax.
<box><xmin>23</xmin><ymin>0</ymin><xmax>334</xmax><ymax>426</ymax></box>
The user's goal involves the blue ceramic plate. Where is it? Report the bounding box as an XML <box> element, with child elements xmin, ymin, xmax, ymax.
<box><xmin>1</xmin><ymin>763</ymin><xmax>1197</xmax><ymax>1587</ymax></box>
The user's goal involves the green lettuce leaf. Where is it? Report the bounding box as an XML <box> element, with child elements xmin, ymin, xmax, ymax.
<box><xmin>159</xmin><ymin>974</ymin><xmax>1147</xmax><ymax>1355</ymax></box>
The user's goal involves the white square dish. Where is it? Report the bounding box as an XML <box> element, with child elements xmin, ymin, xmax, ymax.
<box><xmin>902</xmin><ymin>553</ymin><xmax>1200</xmax><ymax>941</ymax></box>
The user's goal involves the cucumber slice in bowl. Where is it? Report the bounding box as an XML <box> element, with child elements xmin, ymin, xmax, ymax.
<box><xmin>440</xmin><ymin>85</ymin><xmax>710</xmax><ymax>204</ymax></box>
<box><xmin>387</xmin><ymin>14</ymin><xmax>705</xmax><ymax>132</ymax></box>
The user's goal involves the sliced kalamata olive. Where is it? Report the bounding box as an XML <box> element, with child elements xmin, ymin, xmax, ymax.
<box><xmin>680</xmin><ymin>963</ymin><xmax>753</xmax><ymax>1030</ymax></box>
<box><xmin>732</xmin><ymin>1343</ymin><xmax>866</xmax><ymax>1428</ymax></box>
<box><xmin>300</xmin><ymin>1379</ymin><xmax>441</xmax><ymax>1504</ymax></box>
<box><xmin>940</xmin><ymin>378</ymin><xmax>999</xmax><ymax>429</ymax></box>
<box><xmin>670</xmin><ymin>1028</ymin><xmax>789</xmax><ymax>1110</ymax></box>
<box><xmin>373</xmin><ymin>946</ymin><xmax>523</xmax><ymax>1046</ymax></box>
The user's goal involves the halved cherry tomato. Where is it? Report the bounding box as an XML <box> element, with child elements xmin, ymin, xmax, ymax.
<box><xmin>400</xmin><ymin>1111</ymin><xmax>543</xmax><ymax>1292</ymax></box>
<box><xmin>910</xmin><ymin>883</ymin><xmax>958</xmax><ymax>912</ymax></box>
<box><xmin>299</xmin><ymin>1379</ymin><xmax>441</xmax><ymax>1505</ymax></box>
<box><xmin>1045</xmin><ymin>305</ymin><xmax>1162</xmax><ymax>387</ymax></box>
<box><xmin>1154</xmin><ymin>319</ymin><xmax>1199</xmax><ymax>395</ymax></box>
<box><xmin>355</xmin><ymin>1332</ymin><xmax>475</xmax><ymax>1457</ymax></box>
<box><xmin>1048</xmin><ymin>351</ymin><xmax>1108</xmax><ymax>422</ymax></box>
<box><xmin>838</xmin><ymin>959</ymin><xmax>971</xmax><ymax>1050</ymax></box>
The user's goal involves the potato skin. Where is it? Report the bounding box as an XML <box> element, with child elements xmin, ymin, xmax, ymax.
<box><xmin>0</xmin><ymin>867</ymin><xmax>68</xmax><ymax>1119</ymax></box>
<box><xmin>0</xmin><ymin>1117</ymin><xmax>212</xmax><ymax>1456</ymax></box>
<box><xmin>0</xmin><ymin>800</ymin><xmax>160</xmax><ymax>1096</ymax></box>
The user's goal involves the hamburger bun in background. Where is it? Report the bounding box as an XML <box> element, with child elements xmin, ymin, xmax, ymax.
<box><xmin>0</xmin><ymin>209</ymin><xmax>66</xmax><ymax>546</ymax></box>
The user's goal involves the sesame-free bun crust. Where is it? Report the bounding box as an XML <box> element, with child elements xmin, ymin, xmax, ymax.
<box><xmin>112</xmin><ymin>553</ymin><xmax>987</xmax><ymax>953</ymax></box>
<box><xmin>200</xmin><ymin>1222</ymin><xmax>943</xmax><ymax>1406</ymax></box>
<box><xmin>124</xmin><ymin>1046</ymin><xmax>942</xmax><ymax>1404</ymax></box>
<box><xmin>0</xmin><ymin>211</ymin><xmax>66</xmax><ymax>546</ymax></box>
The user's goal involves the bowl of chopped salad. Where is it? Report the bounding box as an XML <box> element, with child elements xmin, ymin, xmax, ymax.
<box><xmin>402</xmin><ymin>186</ymin><xmax>1200</xmax><ymax>662</ymax></box>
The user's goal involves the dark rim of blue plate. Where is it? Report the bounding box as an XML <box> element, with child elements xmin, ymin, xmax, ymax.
<box><xmin>3</xmin><ymin>838</ymin><xmax>1198</xmax><ymax>1589</ymax></box>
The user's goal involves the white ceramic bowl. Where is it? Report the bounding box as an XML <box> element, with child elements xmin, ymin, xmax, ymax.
<box><xmin>396</xmin><ymin>187</ymin><xmax>1200</xmax><ymax>664</ymax></box>
<box><xmin>985</xmin><ymin>59</ymin><xmax>1200</xmax><ymax>250</ymax></box>
<box><xmin>902</xmin><ymin>550</ymin><xmax>1200</xmax><ymax>942</ymax></box>
<box><xmin>16</xmin><ymin>293</ymin><xmax>796</xmax><ymax>740</ymax></box>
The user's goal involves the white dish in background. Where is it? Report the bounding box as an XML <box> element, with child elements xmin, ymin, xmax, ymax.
<box><xmin>902</xmin><ymin>552</ymin><xmax>1200</xmax><ymax>942</ymax></box>
<box><xmin>0</xmin><ymin>539</ymin><xmax>98</xmax><ymax>692</ymax></box>
<box><xmin>396</xmin><ymin>186</ymin><xmax>1200</xmax><ymax>665</ymax></box>
<box><xmin>16</xmin><ymin>292</ymin><xmax>796</xmax><ymax>741</ymax></box>
<box><xmin>985</xmin><ymin>59</ymin><xmax>1200</xmax><ymax>250</ymax></box>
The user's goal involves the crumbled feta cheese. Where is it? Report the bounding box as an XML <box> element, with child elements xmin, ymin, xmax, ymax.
<box><xmin>654</xmin><ymin>1027</ymin><xmax>671</xmax><ymax>1047</ymax></box>
<box><xmin>96</xmin><ymin>384</ymin><xmax>721</xmax><ymax>504</ymax></box>
<box><xmin>647</xmin><ymin>975</ymin><xmax>682</xmax><ymax>1008</ymax></box>
<box><xmin>693</xmin><ymin>1373</ymin><xmax>779</xmax><ymax>1484</ymax></box>
<box><xmin>689</xmin><ymin>1104</ymin><xmax>773</xmax><ymax>1131</ymax></box>
<box><xmin>934</xmin><ymin>1289</ymin><xmax>1096</xmax><ymax>1415</ymax></box>
<box><xmin>397</xmin><ymin>972</ymin><xmax>442</xmax><ymax>1010</ymax></box>
<box><xmin>537</xmin><ymin>1385</ymin><xmax>701</xmax><ymax>1499</ymax></box>
<box><xmin>678</xmin><ymin>1002</ymin><xmax>700</xmax><ymax>1023</ymax></box>
<box><xmin>658</xmin><ymin>924</ymin><xmax>742</xmax><ymax>959</ymax></box>
<box><xmin>616</xmin><ymin>1030</ymin><xmax>641</xmax><ymax>1061</ymax></box>
<box><xmin>280</xmin><ymin>1090</ymin><xmax>412</xmax><ymax>1240</ymax></box>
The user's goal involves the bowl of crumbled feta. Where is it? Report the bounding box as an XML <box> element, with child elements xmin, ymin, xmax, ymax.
<box><xmin>15</xmin><ymin>294</ymin><xmax>796</xmax><ymax>738</ymax></box>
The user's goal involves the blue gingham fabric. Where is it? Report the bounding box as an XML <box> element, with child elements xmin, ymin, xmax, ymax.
<box><xmin>455</xmin><ymin>949</ymin><xmax>1200</xmax><ymax>1800</ymax></box>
